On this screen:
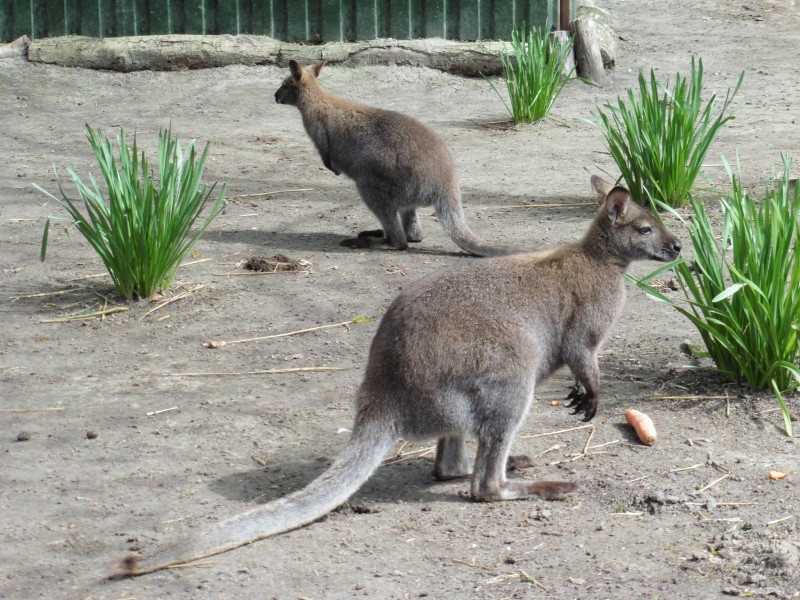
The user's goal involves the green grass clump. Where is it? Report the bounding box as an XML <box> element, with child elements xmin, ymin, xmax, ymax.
<box><xmin>634</xmin><ymin>155</ymin><xmax>800</xmax><ymax>435</ymax></box>
<box><xmin>488</xmin><ymin>23</ymin><xmax>574</xmax><ymax>124</ymax></box>
<box><xmin>39</xmin><ymin>124</ymin><xmax>226</xmax><ymax>300</ymax></box>
<box><xmin>593</xmin><ymin>58</ymin><xmax>743</xmax><ymax>208</ymax></box>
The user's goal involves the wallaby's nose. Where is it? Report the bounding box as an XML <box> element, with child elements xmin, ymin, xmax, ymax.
<box><xmin>672</xmin><ymin>239</ymin><xmax>682</xmax><ymax>254</ymax></box>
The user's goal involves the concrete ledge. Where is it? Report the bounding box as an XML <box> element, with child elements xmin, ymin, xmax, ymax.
<box><xmin>26</xmin><ymin>35</ymin><xmax>511</xmax><ymax>76</ymax></box>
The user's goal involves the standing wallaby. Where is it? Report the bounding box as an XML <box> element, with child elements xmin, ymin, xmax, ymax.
<box><xmin>115</xmin><ymin>177</ymin><xmax>681</xmax><ymax>576</ymax></box>
<box><xmin>274</xmin><ymin>60</ymin><xmax>516</xmax><ymax>256</ymax></box>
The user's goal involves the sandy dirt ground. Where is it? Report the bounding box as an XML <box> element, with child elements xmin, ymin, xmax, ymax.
<box><xmin>1</xmin><ymin>0</ymin><xmax>799</xmax><ymax>598</ymax></box>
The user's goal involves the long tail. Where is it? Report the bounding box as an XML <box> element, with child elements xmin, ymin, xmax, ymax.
<box><xmin>114</xmin><ymin>419</ymin><xmax>396</xmax><ymax>576</ymax></box>
<box><xmin>436</xmin><ymin>193</ymin><xmax>522</xmax><ymax>257</ymax></box>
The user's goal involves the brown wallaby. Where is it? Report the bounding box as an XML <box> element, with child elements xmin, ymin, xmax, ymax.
<box><xmin>115</xmin><ymin>177</ymin><xmax>681</xmax><ymax>576</ymax></box>
<box><xmin>274</xmin><ymin>60</ymin><xmax>516</xmax><ymax>257</ymax></box>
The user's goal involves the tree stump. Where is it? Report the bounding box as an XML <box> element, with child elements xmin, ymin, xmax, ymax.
<box><xmin>578</xmin><ymin>0</ymin><xmax>617</xmax><ymax>68</ymax></box>
<box><xmin>570</xmin><ymin>18</ymin><xmax>606</xmax><ymax>85</ymax></box>
<box><xmin>0</xmin><ymin>36</ymin><xmax>29</xmax><ymax>59</ymax></box>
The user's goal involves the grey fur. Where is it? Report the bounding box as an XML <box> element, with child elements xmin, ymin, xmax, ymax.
<box><xmin>115</xmin><ymin>177</ymin><xmax>681</xmax><ymax>576</ymax></box>
<box><xmin>275</xmin><ymin>60</ymin><xmax>517</xmax><ymax>257</ymax></box>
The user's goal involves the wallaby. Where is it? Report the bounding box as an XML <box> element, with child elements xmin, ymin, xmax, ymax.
<box><xmin>115</xmin><ymin>177</ymin><xmax>681</xmax><ymax>576</ymax></box>
<box><xmin>274</xmin><ymin>60</ymin><xmax>517</xmax><ymax>257</ymax></box>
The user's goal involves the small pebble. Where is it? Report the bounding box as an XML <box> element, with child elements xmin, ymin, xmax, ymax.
<box><xmin>86</xmin><ymin>430</ymin><xmax>99</xmax><ymax>440</ymax></box>
<box><xmin>16</xmin><ymin>431</ymin><xmax>31</xmax><ymax>442</ymax></box>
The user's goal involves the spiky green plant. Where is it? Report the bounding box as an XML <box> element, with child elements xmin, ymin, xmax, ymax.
<box><xmin>634</xmin><ymin>155</ymin><xmax>800</xmax><ymax>435</ymax></box>
<box><xmin>593</xmin><ymin>58</ymin><xmax>743</xmax><ymax>208</ymax></box>
<box><xmin>487</xmin><ymin>23</ymin><xmax>574</xmax><ymax>124</ymax></box>
<box><xmin>39</xmin><ymin>124</ymin><xmax>226</xmax><ymax>300</ymax></box>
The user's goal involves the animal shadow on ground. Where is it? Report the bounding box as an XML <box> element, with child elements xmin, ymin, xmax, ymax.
<box><xmin>5</xmin><ymin>283</ymin><xmax>123</xmax><ymax>313</ymax></box>
<box><xmin>209</xmin><ymin>452</ymin><xmax>482</xmax><ymax>508</ymax></box>
<box><xmin>201</xmin><ymin>229</ymin><xmax>470</xmax><ymax>256</ymax></box>
<box><xmin>201</xmin><ymin>229</ymin><xmax>345</xmax><ymax>251</ymax></box>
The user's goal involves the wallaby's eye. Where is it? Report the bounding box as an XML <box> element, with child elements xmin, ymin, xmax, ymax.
<box><xmin>638</xmin><ymin>225</ymin><xmax>652</xmax><ymax>235</ymax></box>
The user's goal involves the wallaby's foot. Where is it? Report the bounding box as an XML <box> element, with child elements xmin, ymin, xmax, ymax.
<box><xmin>472</xmin><ymin>434</ymin><xmax>582</xmax><ymax>501</ymax></box>
<box><xmin>566</xmin><ymin>384</ymin><xmax>598</xmax><ymax>421</ymax></box>
<box><xmin>473</xmin><ymin>480</ymin><xmax>580</xmax><ymax>502</ymax></box>
<box><xmin>357</xmin><ymin>229</ymin><xmax>385</xmax><ymax>238</ymax></box>
<box><xmin>528</xmin><ymin>480</ymin><xmax>581</xmax><ymax>500</ymax></box>
<box><xmin>506</xmin><ymin>455</ymin><xmax>535</xmax><ymax>471</ymax></box>
<box><xmin>340</xmin><ymin>236</ymin><xmax>379</xmax><ymax>248</ymax></box>
<box><xmin>357</xmin><ymin>228</ymin><xmax>422</xmax><ymax>243</ymax></box>
<box><xmin>340</xmin><ymin>236</ymin><xmax>409</xmax><ymax>251</ymax></box>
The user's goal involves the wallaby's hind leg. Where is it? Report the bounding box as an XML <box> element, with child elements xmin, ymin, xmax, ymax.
<box><xmin>433</xmin><ymin>435</ymin><xmax>473</xmax><ymax>480</ymax></box>
<box><xmin>355</xmin><ymin>209</ymin><xmax>423</xmax><ymax>244</ymax></box>
<box><xmin>433</xmin><ymin>435</ymin><xmax>542</xmax><ymax>480</ymax></box>
<box><xmin>342</xmin><ymin>188</ymin><xmax>408</xmax><ymax>250</ymax></box>
<box><xmin>471</xmin><ymin>432</ymin><xmax>578</xmax><ymax>502</ymax></box>
<box><xmin>402</xmin><ymin>209</ymin><xmax>423</xmax><ymax>243</ymax></box>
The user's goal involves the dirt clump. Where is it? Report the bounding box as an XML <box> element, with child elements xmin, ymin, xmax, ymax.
<box><xmin>245</xmin><ymin>254</ymin><xmax>310</xmax><ymax>272</ymax></box>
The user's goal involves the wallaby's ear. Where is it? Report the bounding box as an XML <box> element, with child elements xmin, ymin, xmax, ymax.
<box><xmin>590</xmin><ymin>175</ymin><xmax>614</xmax><ymax>205</ymax></box>
<box><xmin>310</xmin><ymin>60</ymin><xmax>326</xmax><ymax>78</ymax></box>
<box><xmin>605</xmin><ymin>187</ymin><xmax>630</xmax><ymax>223</ymax></box>
<box><xmin>289</xmin><ymin>59</ymin><xmax>304</xmax><ymax>81</ymax></box>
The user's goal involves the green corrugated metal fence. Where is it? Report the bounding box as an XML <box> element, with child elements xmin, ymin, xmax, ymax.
<box><xmin>2</xmin><ymin>1</ymin><xmax>572</xmax><ymax>43</ymax></box>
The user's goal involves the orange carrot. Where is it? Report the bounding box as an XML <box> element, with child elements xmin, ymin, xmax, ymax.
<box><xmin>625</xmin><ymin>408</ymin><xmax>657</xmax><ymax>445</ymax></box>
<box><xmin>768</xmin><ymin>470</ymin><xmax>788</xmax><ymax>480</ymax></box>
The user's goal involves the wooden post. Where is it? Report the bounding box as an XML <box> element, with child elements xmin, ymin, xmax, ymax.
<box><xmin>560</xmin><ymin>0</ymin><xmax>572</xmax><ymax>31</ymax></box>
<box><xmin>570</xmin><ymin>18</ymin><xmax>606</xmax><ymax>85</ymax></box>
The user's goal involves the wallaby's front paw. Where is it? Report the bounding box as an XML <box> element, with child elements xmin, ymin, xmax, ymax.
<box><xmin>566</xmin><ymin>383</ymin><xmax>584</xmax><ymax>401</ymax></box>
<box><xmin>565</xmin><ymin>385</ymin><xmax>598</xmax><ymax>421</ymax></box>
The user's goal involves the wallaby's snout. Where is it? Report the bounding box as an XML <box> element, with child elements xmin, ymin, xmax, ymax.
<box><xmin>632</xmin><ymin>209</ymin><xmax>682</xmax><ymax>264</ymax></box>
<box><xmin>665</xmin><ymin>237</ymin><xmax>682</xmax><ymax>260</ymax></box>
<box><xmin>274</xmin><ymin>77</ymin><xmax>295</xmax><ymax>105</ymax></box>
<box><xmin>644</xmin><ymin>210</ymin><xmax>681</xmax><ymax>263</ymax></box>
